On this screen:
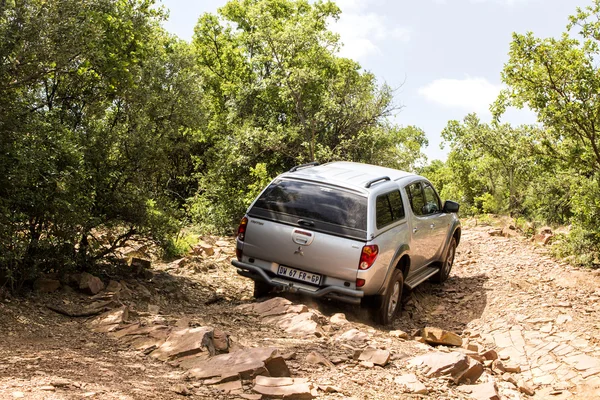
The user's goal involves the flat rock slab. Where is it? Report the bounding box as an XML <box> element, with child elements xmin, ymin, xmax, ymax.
<box><xmin>358</xmin><ymin>349</ymin><xmax>390</xmax><ymax>367</ymax></box>
<box><xmin>394</xmin><ymin>374</ymin><xmax>428</xmax><ymax>395</ymax></box>
<box><xmin>150</xmin><ymin>326</ymin><xmax>213</xmax><ymax>361</ymax></box>
<box><xmin>458</xmin><ymin>382</ymin><xmax>499</xmax><ymax>400</ymax></box>
<box><xmin>335</xmin><ymin>329</ymin><xmax>370</xmax><ymax>344</ymax></box>
<box><xmin>110</xmin><ymin>324</ymin><xmax>170</xmax><ymax>339</ymax></box>
<box><xmin>422</xmin><ymin>327</ymin><xmax>463</xmax><ymax>347</ymax></box>
<box><xmin>187</xmin><ymin>347</ymin><xmax>289</xmax><ymax>380</ymax></box>
<box><xmin>253</xmin><ymin>376</ymin><xmax>316</xmax><ymax>399</ymax></box>
<box><xmin>455</xmin><ymin>357</ymin><xmax>484</xmax><ymax>384</ymax></box>
<box><xmin>87</xmin><ymin>306</ymin><xmax>128</xmax><ymax>332</ymax></box>
<box><xmin>410</xmin><ymin>351</ymin><xmax>469</xmax><ymax>377</ymax></box>
<box><xmin>564</xmin><ymin>354</ymin><xmax>600</xmax><ymax>371</ymax></box>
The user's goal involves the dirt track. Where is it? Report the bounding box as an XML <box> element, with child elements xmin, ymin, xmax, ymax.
<box><xmin>1</xmin><ymin>223</ymin><xmax>599</xmax><ymax>399</ymax></box>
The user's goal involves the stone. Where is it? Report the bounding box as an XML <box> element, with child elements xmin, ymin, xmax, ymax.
<box><xmin>556</xmin><ymin>314</ymin><xmax>572</xmax><ymax>325</ymax></box>
<box><xmin>481</xmin><ymin>349</ymin><xmax>498</xmax><ymax>361</ymax></box>
<box><xmin>197</xmin><ymin>241</ymin><xmax>215</xmax><ymax>256</ymax></box>
<box><xmin>40</xmin><ymin>386</ymin><xmax>55</xmax><ymax>391</ymax></box>
<box><xmin>204</xmin><ymin>372</ymin><xmax>241</xmax><ymax>385</ymax></box>
<box><xmin>130</xmin><ymin>257</ymin><xmax>151</xmax><ymax>275</ymax></box>
<box><xmin>106</xmin><ymin>280</ymin><xmax>121</xmax><ymax>292</ymax></box>
<box><xmin>491</xmin><ymin>359</ymin><xmax>506</xmax><ymax>374</ymax></box>
<box><xmin>150</xmin><ymin>327</ymin><xmax>214</xmax><ymax>361</ymax></box>
<box><xmin>110</xmin><ymin>324</ymin><xmax>170</xmax><ymax>339</ymax></box>
<box><xmin>187</xmin><ymin>347</ymin><xmax>289</xmax><ymax>380</ymax></box>
<box><xmin>33</xmin><ymin>277</ymin><xmax>61</xmax><ymax>293</ymax></box>
<box><xmin>214</xmin><ymin>380</ymin><xmax>243</xmax><ymax>394</ymax></box>
<box><xmin>502</xmin><ymin>373</ymin><xmax>518</xmax><ymax>387</ymax></box>
<box><xmin>503</xmin><ymin>364</ymin><xmax>521</xmax><ymax>373</ymax></box>
<box><xmin>422</xmin><ymin>327</ymin><xmax>463</xmax><ymax>347</ymax></box>
<box><xmin>283</xmin><ymin>313</ymin><xmax>324</xmax><ymax>337</ymax></box>
<box><xmin>394</xmin><ymin>374</ymin><xmax>428</xmax><ymax>395</ymax></box>
<box><xmin>459</xmin><ymin>382</ymin><xmax>499</xmax><ymax>400</ymax></box>
<box><xmin>319</xmin><ymin>385</ymin><xmax>341</xmax><ymax>393</ymax></box>
<box><xmin>358</xmin><ymin>349</ymin><xmax>390</xmax><ymax>367</ymax></box>
<box><xmin>87</xmin><ymin>306</ymin><xmax>128</xmax><ymax>332</ymax></box>
<box><xmin>488</xmin><ymin>229</ymin><xmax>503</xmax><ymax>237</ymax></box>
<box><xmin>329</xmin><ymin>313</ymin><xmax>349</xmax><ymax>326</ymax></box>
<box><xmin>240</xmin><ymin>395</ymin><xmax>262</xmax><ymax>400</ymax></box>
<box><xmin>253</xmin><ymin>376</ymin><xmax>316</xmax><ymax>399</ymax></box>
<box><xmin>455</xmin><ymin>357</ymin><xmax>484</xmax><ymax>384</ymax></box>
<box><xmin>359</xmin><ymin>361</ymin><xmax>374</xmax><ymax>368</ymax></box>
<box><xmin>335</xmin><ymin>329</ymin><xmax>369</xmax><ymax>343</ymax></box>
<box><xmin>306</xmin><ymin>352</ymin><xmax>334</xmax><ymax>368</ymax></box>
<box><xmin>11</xmin><ymin>392</ymin><xmax>24</xmax><ymax>399</ymax></box>
<box><xmin>410</xmin><ymin>351</ymin><xmax>469</xmax><ymax>377</ymax></box>
<box><xmin>564</xmin><ymin>354</ymin><xmax>600</xmax><ymax>371</ymax></box>
<box><xmin>390</xmin><ymin>330</ymin><xmax>409</xmax><ymax>339</ymax></box>
<box><xmin>211</xmin><ymin>329</ymin><xmax>230</xmax><ymax>354</ymax></box>
<box><xmin>78</xmin><ymin>272</ymin><xmax>105</xmax><ymax>295</ymax></box>
<box><xmin>50</xmin><ymin>378</ymin><xmax>71</xmax><ymax>388</ymax></box>
<box><xmin>170</xmin><ymin>384</ymin><xmax>190</xmax><ymax>396</ymax></box>
<box><xmin>517</xmin><ymin>380</ymin><xmax>535</xmax><ymax>396</ymax></box>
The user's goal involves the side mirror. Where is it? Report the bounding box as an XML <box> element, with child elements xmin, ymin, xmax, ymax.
<box><xmin>443</xmin><ymin>200</ymin><xmax>460</xmax><ymax>214</ymax></box>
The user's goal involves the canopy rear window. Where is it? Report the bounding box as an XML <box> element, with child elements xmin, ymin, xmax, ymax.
<box><xmin>249</xmin><ymin>179</ymin><xmax>367</xmax><ymax>240</ymax></box>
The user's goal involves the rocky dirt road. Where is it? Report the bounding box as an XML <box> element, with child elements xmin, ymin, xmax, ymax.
<box><xmin>1</xmin><ymin>222</ymin><xmax>599</xmax><ymax>399</ymax></box>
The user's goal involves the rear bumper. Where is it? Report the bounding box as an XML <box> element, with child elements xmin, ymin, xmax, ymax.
<box><xmin>232</xmin><ymin>260</ymin><xmax>364</xmax><ymax>305</ymax></box>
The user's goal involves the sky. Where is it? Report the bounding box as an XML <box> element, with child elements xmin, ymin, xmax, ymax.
<box><xmin>158</xmin><ymin>0</ymin><xmax>591</xmax><ymax>161</ymax></box>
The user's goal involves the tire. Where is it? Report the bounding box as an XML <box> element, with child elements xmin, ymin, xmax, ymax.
<box><xmin>432</xmin><ymin>237</ymin><xmax>456</xmax><ymax>284</ymax></box>
<box><xmin>253</xmin><ymin>279</ymin><xmax>271</xmax><ymax>299</ymax></box>
<box><xmin>374</xmin><ymin>269</ymin><xmax>404</xmax><ymax>326</ymax></box>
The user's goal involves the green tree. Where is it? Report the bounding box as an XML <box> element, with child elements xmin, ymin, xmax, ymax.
<box><xmin>0</xmin><ymin>0</ymin><xmax>206</xmax><ymax>285</ymax></box>
<box><xmin>494</xmin><ymin>0</ymin><xmax>600</xmax><ymax>264</ymax></box>
<box><xmin>189</xmin><ymin>0</ymin><xmax>424</xmax><ymax>230</ymax></box>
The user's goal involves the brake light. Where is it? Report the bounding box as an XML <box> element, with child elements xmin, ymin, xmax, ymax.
<box><xmin>359</xmin><ymin>245</ymin><xmax>379</xmax><ymax>270</ymax></box>
<box><xmin>237</xmin><ymin>216</ymin><xmax>248</xmax><ymax>242</ymax></box>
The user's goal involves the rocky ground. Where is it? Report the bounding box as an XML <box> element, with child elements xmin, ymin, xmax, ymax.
<box><xmin>1</xmin><ymin>223</ymin><xmax>600</xmax><ymax>399</ymax></box>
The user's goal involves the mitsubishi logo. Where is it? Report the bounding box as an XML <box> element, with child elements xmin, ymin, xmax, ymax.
<box><xmin>294</xmin><ymin>246</ymin><xmax>304</xmax><ymax>256</ymax></box>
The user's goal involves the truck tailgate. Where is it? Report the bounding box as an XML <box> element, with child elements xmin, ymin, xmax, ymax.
<box><xmin>242</xmin><ymin>217</ymin><xmax>364</xmax><ymax>283</ymax></box>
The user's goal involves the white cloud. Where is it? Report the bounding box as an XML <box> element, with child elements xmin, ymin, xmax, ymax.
<box><xmin>330</xmin><ymin>0</ymin><xmax>411</xmax><ymax>61</ymax></box>
<box><xmin>418</xmin><ymin>77</ymin><xmax>502</xmax><ymax>112</ymax></box>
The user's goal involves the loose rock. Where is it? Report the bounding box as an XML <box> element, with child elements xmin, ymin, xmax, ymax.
<box><xmin>358</xmin><ymin>349</ymin><xmax>390</xmax><ymax>367</ymax></box>
<box><xmin>422</xmin><ymin>327</ymin><xmax>463</xmax><ymax>347</ymax></box>
<box><xmin>394</xmin><ymin>374</ymin><xmax>428</xmax><ymax>395</ymax></box>
<box><xmin>253</xmin><ymin>376</ymin><xmax>316</xmax><ymax>399</ymax></box>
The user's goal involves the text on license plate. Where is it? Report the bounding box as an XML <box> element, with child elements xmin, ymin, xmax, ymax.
<box><xmin>277</xmin><ymin>266</ymin><xmax>322</xmax><ymax>285</ymax></box>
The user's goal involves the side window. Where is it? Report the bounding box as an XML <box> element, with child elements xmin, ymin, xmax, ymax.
<box><xmin>376</xmin><ymin>195</ymin><xmax>393</xmax><ymax>228</ymax></box>
<box><xmin>406</xmin><ymin>182</ymin><xmax>425</xmax><ymax>216</ymax></box>
<box><xmin>375</xmin><ymin>190</ymin><xmax>406</xmax><ymax>229</ymax></box>
<box><xmin>423</xmin><ymin>183</ymin><xmax>442</xmax><ymax>215</ymax></box>
<box><xmin>388</xmin><ymin>190</ymin><xmax>405</xmax><ymax>220</ymax></box>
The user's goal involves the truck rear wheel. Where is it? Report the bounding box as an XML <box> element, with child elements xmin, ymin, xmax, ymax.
<box><xmin>253</xmin><ymin>279</ymin><xmax>271</xmax><ymax>299</ymax></box>
<box><xmin>375</xmin><ymin>269</ymin><xmax>403</xmax><ymax>326</ymax></box>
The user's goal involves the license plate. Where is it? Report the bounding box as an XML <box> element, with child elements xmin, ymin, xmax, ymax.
<box><xmin>277</xmin><ymin>265</ymin><xmax>322</xmax><ymax>285</ymax></box>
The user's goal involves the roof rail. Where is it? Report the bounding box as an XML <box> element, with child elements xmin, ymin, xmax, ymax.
<box><xmin>365</xmin><ymin>176</ymin><xmax>391</xmax><ymax>188</ymax></box>
<box><xmin>289</xmin><ymin>161</ymin><xmax>319</xmax><ymax>173</ymax></box>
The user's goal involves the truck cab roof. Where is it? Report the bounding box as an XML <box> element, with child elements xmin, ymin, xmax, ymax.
<box><xmin>281</xmin><ymin>161</ymin><xmax>420</xmax><ymax>193</ymax></box>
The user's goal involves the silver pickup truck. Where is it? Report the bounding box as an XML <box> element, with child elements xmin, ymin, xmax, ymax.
<box><xmin>232</xmin><ymin>162</ymin><xmax>461</xmax><ymax>325</ymax></box>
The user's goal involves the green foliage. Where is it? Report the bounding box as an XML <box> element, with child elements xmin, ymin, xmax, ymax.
<box><xmin>490</xmin><ymin>0</ymin><xmax>600</xmax><ymax>266</ymax></box>
<box><xmin>163</xmin><ymin>231</ymin><xmax>200</xmax><ymax>259</ymax></box>
<box><xmin>189</xmin><ymin>0</ymin><xmax>427</xmax><ymax>229</ymax></box>
<box><xmin>0</xmin><ymin>0</ymin><xmax>206</xmax><ymax>286</ymax></box>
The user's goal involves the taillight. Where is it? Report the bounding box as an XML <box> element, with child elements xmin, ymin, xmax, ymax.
<box><xmin>359</xmin><ymin>245</ymin><xmax>379</xmax><ymax>270</ymax></box>
<box><xmin>356</xmin><ymin>279</ymin><xmax>366</xmax><ymax>288</ymax></box>
<box><xmin>237</xmin><ymin>216</ymin><xmax>248</xmax><ymax>242</ymax></box>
